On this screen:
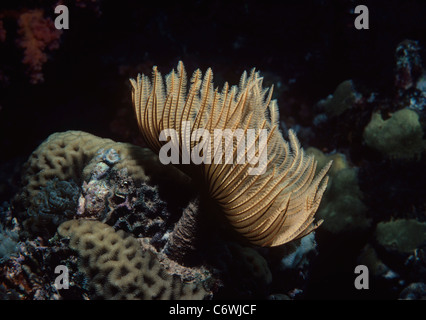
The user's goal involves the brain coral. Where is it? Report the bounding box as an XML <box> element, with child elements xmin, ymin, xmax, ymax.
<box><xmin>58</xmin><ymin>219</ymin><xmax>211</xmax><ymax>300</ymax></box>
<box><xmin>16</xmin><ymin>130</ymin><xmax>190</xmax><ymax>212</ymax></box>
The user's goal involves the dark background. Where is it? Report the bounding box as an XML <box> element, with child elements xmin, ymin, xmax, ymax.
<box><xmin>1</xmin><ymin>0</ymin><xmax>425</xmax><ymax>160</ymax></box>
<box><xmin>0</xmin><ymin>0</ymin><xmax>425</xmax><ymax>300</ymax></box>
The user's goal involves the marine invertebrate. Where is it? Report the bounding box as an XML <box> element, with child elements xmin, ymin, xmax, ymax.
<box><xmin>16</xmin><ymin>9</ymin><xmax>62</xmax><ymax>84</ymax></box>
<box><xmin>394</xmin><ymin>40</ymin><xmax>423</xmax><ymax>92</ymax></box>
<box><xmin>280</xmin><ymin>232</ymin><xmax>317</xmax><ymax>270</ymax></box>
<box><xmin>375</xmin><ymin>219</ymin><xmax>426</xmax><ymax>255</ymax></box>
<box><xmin>319</xmin><ymin>79</ymin><xmax>362</xmax><ymax>117</ymax></box>
<box><xmin>374</xmin><ymin>219</ymin><xmax>426</xmax><ymax>283</ymax></box>
<box><xmin>306</xmin><ymin>148</ymin><xmax>370</xmax><ymax>234</ymax></box>
<box><xmin>363</xmin><ymin>108</ymin><xmax>425</xmax><ymax>159</ymax></box>
<box><xmin>30</xmin><ymin>178</ymin><xmax>80</xmax><ymax>219</ymax></box>
<box><xmin>130</xmin><ymin>61</ymin><xmax>332</xmax><ymax>247</ymax></box>
<box><xmin>58</xmin><ymin>219</ymin><xmax>211</xmax><ymax>300</ymax></box>
<box><xmin>15</xmin><ymin>130</ymin><xmax>190</xmax><ymax>216</ymax></box>
<box><xmin>163</xmin><ymin>199</ymin><xmax>200</xmax><ymax>263</ymax></box>
<box><xmin>0</xmin><ymin>228</ymin><xmax>88</xmax><ymax>300</ymax></box>
<box><xmin>0</xmin><ymin>225</ymin><xmax>20</xmax><ymax>263</ymax></box>
<box><xmin>23</xmin><ymin>178</ymin><xmax>80</xmax><ymax>236</ymax></box>
<box><xmin>79</xmin><ymin>149</ymin><xmax>172</xmax><ymax>247</ymax></box>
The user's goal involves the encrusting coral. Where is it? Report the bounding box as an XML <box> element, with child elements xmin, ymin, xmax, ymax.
<box><xmin>79</xmin><ymin>148</ymin><xmax>175</xmax><ymax>249</ymax></box>
<box><xmin>57</xmin><ymin>219</ymin><xmax>212</xmax><ymax>299</ymax></box>
<box><xmin>363</xmin><ymin>108</ymin><xmax>425</xmax><ymax>159</ymax></box>
<box><xmin>306</xmin><ymin>147</ymin><xmax>370</xmax><ymax>234</ymax></box>
<box><xmin>24</xmin><ymin>178</ymin><xmax>80</xmax><ymax>234</ymax></box>
<box><xmin>130</xmin><ymin>61</ymin><xmax>332</xmax><ymax>247</ymax></box>
<box><xmin>375</xmin><ymin>219</ymin><xmax>426</xmax><ymax>255</ymax></box>
<box><xmin>320</xmin><ymin>79</ymin><xmax>361</xmax><ymax>117</ymax></box>
<box><xmin>0</xmin><ymin>225</ymin><xmax>20</xmax><ymax>263</ymax></box>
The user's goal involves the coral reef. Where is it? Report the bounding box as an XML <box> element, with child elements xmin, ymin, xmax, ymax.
<box><xmin>355</xmin><ymin>219</ymin><xmax>426</xmax><ymax>297</ymax></box>
<box><xmin>394</xmin><ymin>40</ymin><xmax>423</xmax><ymax>92</ymax></box>
<box><xmin>306</xmin><ymin>148</ymin><xmax>370</xmax><ymax>234</ymax></box>
<box><xmin>363</xmin><ymin>108</ymin><xmax>425</xmax><ymax>159</ymax></box>
<box><xmin>79</xmin><ymin>147</ymin><xmax>174</xmax><ymax>249</ymax></box>
<box><xmin>356</xmin><ymin>244</ymin><xmax>396</xmax><ymax>280</ymax></box>
<box><xmin>4</xmin><ymin>129</ymin><xmax>222</xmax><ymax>300</ymax></box>
<box><xmin>163</xmin><ymin>199</ymin><xmax>202</xmax><ymax>264</ymax></box>
<box><xmin>0</xmin><ymin>225</ymin><xmax>19</xmax><ymax>263</ymax></box>
<box><xmin>13</xmin><ymin>130</ymin><xmax>201</xmax><ymax>256</ymax></box>
<box><xmin>0</xmin><ymin>1</ymin><xmax>105</xmax><ymax>86</ymax></box>
<box><xmin>57</xmin><ymin>220</ymin><xmax>212</xmax><ymax>300</ymax></box>
<box><xmin>131</xmin><ymin>61</ymin><xmax>332</xmax><ymax>247</ymax></box>
<box><xmin>15</xmin><ymin>130</ymin><xmax>190</xmax><ymax>216</ymax></box>
<box><xmin>8</xmin><ymin>129</ymin><xmax>315</xmax><ymax>300</ymax></box>
<box><xmin>298</xmin><ymin>38</ymin><xmax>426</xmax><ymax>299</ymax></box>
<box><xmin>1</xmin><ymin>0</ymin><xmax>426</xmax><ymax>300</ymax></box>
<box><xmin>375</xmin><ymin>219</ymin><xmax>426</xmax><ymax>255</ymax></box>
<box><xmin>320</xmin><ymin>79</ymin><xmax>362</xmax><ymax>117</ymax></box>
<box><xmin>24</xmin><ymin>178</ymin><xmax>80</xmax><ymax>235</ymax></box>
<box><xmin>399</xmin><ymin>282</ymin><xmax>426</xmax><ymax>299</ymax></box>
<box><xmin>280</xmin><ymin>232</ymin><xmax>317</xmax><ymax>271</ymax></box>
<box><xmin>16</xmin><ymin>9</ymin><xmax>62</xmax><ymax>84</ymax></box>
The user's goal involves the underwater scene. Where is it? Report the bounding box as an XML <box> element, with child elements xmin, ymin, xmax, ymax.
<box><xmin>0</xmin><ymin>0</ymin><xmax>425</xmax><ymax>302</ymax></box>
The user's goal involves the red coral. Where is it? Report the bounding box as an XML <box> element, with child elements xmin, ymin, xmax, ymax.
<box><xmin>16</xmin><ymin>9</ymin><xmax>62</xmax><ymax>84</ymax></box>
<box><xmin>0</xmin><ymin>20</ymin><xmax>6</xmax><ymax>42</ymax></box>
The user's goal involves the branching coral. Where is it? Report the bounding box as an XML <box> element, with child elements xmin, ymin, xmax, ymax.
<box><xmin>16</xmin><ymin>9</ymin><xmax>62</xmax><ymax>84</ymax></box>
<box><xmin>130</xmin><ymin>61</ymin><xmax>332</xmax><ymax>247</ymax></box>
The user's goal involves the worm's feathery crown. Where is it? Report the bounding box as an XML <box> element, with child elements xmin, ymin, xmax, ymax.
<box><xmin>130</xmin><ymin>61</ymin><xmax>331</xmax><ymax>247</ymax></box>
